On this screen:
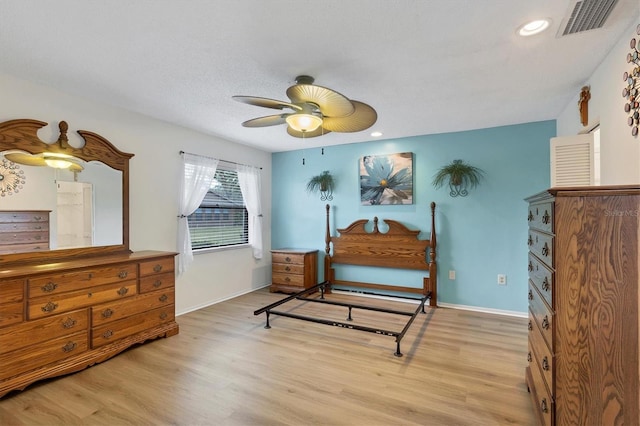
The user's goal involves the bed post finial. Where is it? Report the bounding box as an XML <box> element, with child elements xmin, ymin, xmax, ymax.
<box><xmin>429</xmin><ymin>202</ymin><xmax>437</xmax><ymax>307</ymax></box>
<box><xmin>325</xmin><ymin>204</ymin><xmax>331</xmax><ymax>255</ymax></box>
<box><xmin>373</xmin><ymin>217</ymin><xmax>379</xmax><ymax>233</ymax></box>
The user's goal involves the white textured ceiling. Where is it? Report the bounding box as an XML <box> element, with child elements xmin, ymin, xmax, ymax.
<box><xmin>0</xmin><ymin>1</ymin><xmax>638</xmax><ymax>152</ymax></box>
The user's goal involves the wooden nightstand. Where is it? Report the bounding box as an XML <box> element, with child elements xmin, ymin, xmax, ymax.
<box><xmin>270</xmin><ymin>249</ymin><xmax>318</xmax><ymax>293</ymax></box>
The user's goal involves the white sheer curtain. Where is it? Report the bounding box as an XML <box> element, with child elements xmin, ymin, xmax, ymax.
<box><xmin>177</xmin><ymin>153</ymin><xmax>218</xmax><ymax>274</ymax></box>
<box><xmin>236</xmin><ymin>164</ymin><xmax>263</xmax><ymax>259</ymax></box>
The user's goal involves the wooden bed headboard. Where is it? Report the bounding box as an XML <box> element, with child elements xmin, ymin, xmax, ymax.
<box><xmin>323</xmin><ymin>202</ymin><xmax>437</xmax><ymax>307</ymax></box>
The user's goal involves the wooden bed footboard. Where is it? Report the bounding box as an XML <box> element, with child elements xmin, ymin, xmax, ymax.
<box><xmin>324</xmin><ymin>202</ymin><xmax>437</xmax><ymax>307</ymax></box>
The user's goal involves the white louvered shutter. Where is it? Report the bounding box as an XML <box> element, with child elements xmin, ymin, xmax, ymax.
<box><xmin>550</xmin><ymin>133</ymin><xmax>595</xmax><ymax>187</ymax></box>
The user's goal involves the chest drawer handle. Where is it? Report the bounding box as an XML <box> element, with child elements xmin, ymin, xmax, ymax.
<box><xmin>153</xmin><ymin>280</ymin><xmax>162</xmax><ymax>288</ymax></box>
<box><xmin>159</xmin><ymin>294</ymin><xmax>168</xmax><ymax>303</ymax></box>
<box><xmin>542</xmin><ymin>211</ymin><xmax>550</xmax><ymax>224</ymax></box>
<box><xmin>542</xmin><ymin>277</ymin><xmax>550</xmax><ymax>292</ymax></box>
<box><xmin>102</xmin><ymin>308</ymin><xmax>114</xmax><ymax>318</ymax></box>
<box><xmin>285</xmin><ymin>256</ymin><xmax>291</xmax><ymax>262</ymax></box>
<box><xmin>35</xmin><ymin>235</ymin><xmax>42</xmax><ymax>240</ymax></box>
<box><xmin>102</xmin><ymin>330</ymin><xmax>114</xmax><ymax>339</ymax></box>
<box><xmin>285</xmin><ymin>266</ymin><xmax>291</xmax><ymax>271</ymax></box>
<box><xmin>541</xmin><ymin>242</ymin><xmax>549</xmax><ymax>257</ymax></box>
<box><xmin>528</xmin><ymin>211</ymin><xmax>533</xmax><ymax>222</ymax></box>
<box><xmin>33</xmin><ymin>216</ymin><xmax>43</xmax><ymax>221</ymax></box>
<box><xmin>153</xmin><ymin>264</ymin><xmax>163</xmax><ymax>273</ymax></box>
<box><xmin>542</xmin><ymin>356</ymin><xmax>550</xmax><ymax>371</ymax></box>
<box><xmin>62</xmin><ymin>317</ymin><xmax>77</xmax><ymax>329</ymax></box>
<box><xmin>528</xmin><ymin>321</ymin><xmax>533</xmax><ymax>331</ymax></box>
<box><xmin>41</xmin><ymin>301</ymin><xmax>58</xmax><ymax>313</ymax></box>
<box><xmin>117</xmin><ymin>287</ymin><xmax>129</xmax><ymax>296</ymax></box>
<box><xmin>528</xmin><ymin>261</ymin><xmax>533</xmax><ymax>272</ymax></box>
<box><xmin>527</xmin><ymin>235</ymin><xmax>533</xmax><ymax>247</ymax></box>
<box><xmin>527</xmin><ymin>352</ymin><xmax>532</xmax><ymax>363</ymax></box>
<box><xmin>540</xmin><ymin>398</ymin><xmax>548</xmax><ymax>413</ymax></box>
<box><xmin>118</xmin><ymin>271</ymin><xmax>128</xmax><ymax>279</ymax></box>
<box><xmin>62</xmin><ymin>341</ymin><xmax>77</xmax><ymax>353</ymax></box>
<box><xmin>41</xmin><ymin>282</ymin><xmax>58</xmax><ymax>292</ymax></box>
<box><xmin>541</xmin><ymin>316</ymin><xmax>550</xmax><ymax>330</ymax></box>
<box><xmin>528</xmin><ymin>290</ymin><xmax>533</xmax><ymax>301</ymax></box>
<box><xmin>284</xmin><ymin>276</ymin><xmax>291</xmax><ymax>282</ymax></box>
<box><xmin>160</xmin><ymin>312</ymin><xmax>168</xmax><ymax>320</ymax></box>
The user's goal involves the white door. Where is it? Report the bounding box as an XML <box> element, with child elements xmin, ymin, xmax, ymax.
<box><xmin>56</xmin><ymin>181</ymin><xmax>93</xmax><ymax>248</ymax></box>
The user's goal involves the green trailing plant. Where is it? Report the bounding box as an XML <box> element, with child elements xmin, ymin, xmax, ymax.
<box><xmin>432</xmin><ymin>159</ymin><xmax>485</xmax><ymax>197</ymax></box>
<box><xmin>306</xmin><ymin>170</ymin><xmax>335</xmax><ymax>201</ymax></box>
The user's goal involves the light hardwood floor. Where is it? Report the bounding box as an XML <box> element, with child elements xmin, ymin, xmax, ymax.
<box><xmin>0</xmin><ymin>288</ymin><xmax>536</xmax><ymax>425</ymax></box>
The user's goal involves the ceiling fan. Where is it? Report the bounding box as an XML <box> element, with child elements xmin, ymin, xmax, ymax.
<box><xmin>3</xmin><ymin>152</ymin><xmax>84</xmax><ymax>172</ymax></box>
<box><xmin>232</xmin><ymin>75</ymin><xmax>377</xmax><ymax>138</ymax></box>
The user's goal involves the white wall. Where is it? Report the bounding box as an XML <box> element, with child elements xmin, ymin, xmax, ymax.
<box><xmin>0</xmin><ymin>72</ymin><xmax>272</xmax><ymax>315</ymax></box>
<box><xmin>556</xmin><ymin>15</ymin><xmax>640</xmax><ymax>184</ymax></box>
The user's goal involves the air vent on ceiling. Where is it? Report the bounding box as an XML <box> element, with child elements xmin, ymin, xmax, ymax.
<box><xmin>560</xmin><ymin>0</ymin><xmax>619</xmax><ymax>36</ymax></box>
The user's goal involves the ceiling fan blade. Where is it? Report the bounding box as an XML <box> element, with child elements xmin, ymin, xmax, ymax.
<box><xmin>286</xmin><ymin>126</ymin><xmax>331</xmax><ymax>138</ymax></box>
<box><xmin>321</xmin><ymin>101</ymin><xmax>377</xmax><ymax>133</ymax></box>
<box><xmin>286</xmin><ymin>84</ymin><xmax>354</xmax><ymax>117</ymax></box>
<box><xmin>233</xmin><ymin>96</ymin><xmax>302</xmax><ymax>111</ymax></box>
<box><xmin>3</xmin><ymin>152</ymin><xmax>46</xmax><ymax>166</ymax></box>
<box><xmin>242</xmin><ymin>114</ymin><xmax>288</xmax><ymax>128</ymax></box>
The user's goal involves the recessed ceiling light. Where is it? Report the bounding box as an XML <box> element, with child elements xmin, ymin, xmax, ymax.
<box><xmin>518</xmin><ymin>19</ymin><xmax>551</xmax><ymax>36</ymax></box>
<box><xmin>371</xmin><ymin>131</ymin><xmax>383</xmax><ymax>137</ymax></box>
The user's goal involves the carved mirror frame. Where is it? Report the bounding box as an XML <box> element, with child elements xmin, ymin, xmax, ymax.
<box><xmin>0</xmin><ymin>118</ymin><xmax>133</xmax><ymax>265</ymax></box>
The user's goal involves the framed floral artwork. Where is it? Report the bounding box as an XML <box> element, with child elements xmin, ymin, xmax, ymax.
<box><xmin>360</xmin><ymin>152</ymin><xmax>413</xmax><ymax>205</ymax></box>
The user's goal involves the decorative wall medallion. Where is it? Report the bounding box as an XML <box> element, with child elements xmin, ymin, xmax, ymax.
<box><xmin>622</xmin><ymin>24</ymin><xmax>640</xmax><ymax>137</ymax></box>
<box><xmin>0</xmin><ymin>158</ymin><xmax>26</xmax><ymax>197</ymax></box>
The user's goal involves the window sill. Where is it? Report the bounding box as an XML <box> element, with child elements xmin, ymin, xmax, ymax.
<box><xmin>193</xmin><ymin>244</ymin><xmax>251</xmax><ymax>255</ymax></box>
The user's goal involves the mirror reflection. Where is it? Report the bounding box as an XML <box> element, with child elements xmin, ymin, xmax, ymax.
<box><xmin>0</xmin><ymin>153</ymin><xmax>123</xmax><ymax>252</ymax></box>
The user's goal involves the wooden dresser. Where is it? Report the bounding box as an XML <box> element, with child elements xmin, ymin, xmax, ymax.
<box><xmin>525</xmin><ymin>186</ymin><xmax>639</xmax><ymax>425</ymax></box>
<box><xmin>270</xmin><ymin>248</ymin><xmax>318</xmax><ymax>293</ymax></box>
<box><xmin>0</xmin><ymin>250</ymin><xmax>178</xmax><ymax>398</ymax></box>
<box><xmin>0</xmin><ymin>210</ymin><xmax>50</xmax><ymax>254</ymax></box>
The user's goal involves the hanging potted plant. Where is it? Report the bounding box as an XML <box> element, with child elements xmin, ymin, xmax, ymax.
<box><xmin>306</xmin><ymin>170</ymin><xmax>335</xmax><ymax>201</ymax></box>
<box><xmin>432</xmin><ymin>159</ymin><xmax>485</xmax><ymax>197</ymax></box>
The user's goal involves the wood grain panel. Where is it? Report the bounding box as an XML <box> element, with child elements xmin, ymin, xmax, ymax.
<box><xmin>0</xmin><ymin>278</ymin><xmax>24</xmax><ymax>303</ymax></box>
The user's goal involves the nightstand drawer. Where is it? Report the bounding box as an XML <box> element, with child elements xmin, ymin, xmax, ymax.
<box><xmin>272</xmin><ymin>253</ymin><xmax>305</xmax><ymax>265</ymax></box>
<box><xmin>272</xmin><ymin>263</ymin><xmax>305</xmax><ymax>275</ymax></box>
<box><xmin>272</xmin><ymin>272</ymin><xmax>305</xmax><ymax>287</ymax></box>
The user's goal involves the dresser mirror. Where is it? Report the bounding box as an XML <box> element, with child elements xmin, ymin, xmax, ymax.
<box><xmin>0</xmin><ymin>119</ymin><xmax>133</xmax><ymax>264</ymax></box>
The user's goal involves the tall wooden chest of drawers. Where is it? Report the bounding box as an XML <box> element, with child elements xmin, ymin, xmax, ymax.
<box><xmin>270</xmin><ymin>248</ymin><xmax>318</xmax><ymax>293</ymax></box>
<box><xmin>0</xmin><ymin>250</ymin><xmax>178</xmax><ymax>398</ymax></box>
<box><xmin>525</xmin><ymin>186</ymin><xmax>639</xmax><ymax>425</ymax></box>
<box><xmin>0</xmin><ymin>210</ymin><xmax>50</xmax><ymax>254</ymax></box>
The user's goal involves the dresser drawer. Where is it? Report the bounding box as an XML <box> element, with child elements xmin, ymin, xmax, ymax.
<box><xmin>0</xmin><ymin>221</ymin><xmax>48</xmax><ymax>232</ymax></box>
<box><xmin>139</xmin><ymin>272</ymin><xmax>175</xmax><ymax>293</ymax></box>
<box><xmin>528</xmin><ymin>230</ymin><xmax>554</xmax><ymax>268</ymax></box>
<box><xmin>0</xmin><ymin>242</ymin><xmax>49</xmax><ymax>253</ymax></box>
<box><xmin>92</xmin><ymin>305</ymin><xmax>175</xmax><ymax>348</ymax></box>
<box><xmin>0</xmin><ymin>230</ymin><xmax>49</xmax><ymax>245</ymax></box>
<box><xmin>28</xmin><ymin>264</ymin><xmax>138</xmax><ymax>297</ymax></box>
<box><xmin>528</xmin><ymin>286</ymin><xmax>553</xmax><ymax>355</ymax></box>
<box><xmin>529</xmin><ymin>324</ymin><xmax>554</xmax><ymax>395</ymax></box>
<box><xmin>0</xmin><ymin>308</ymin><xmax>88</xmax><ymax>355</ymax></box>
<box><xmin>0</xmin><ymin>302</ymin><xmax>23</xmax><ymax>328</ymax></box>
<box><xmin>528</xmin><ymin>202</ymin><xmax>553</xmax><ymax>233</ymax></box>
<box><xmin>139</xmin><ymin>257</ymin><xmax>175</xmax><ymax>277</ymax></box>
<box><xmin>272</xmin><ymin>272</ymin><xmax>305</xmax><ymax>287</ymax></box>
<box><xmin>528</xmin><ymin>353</ymin><xmax>554</xmax><ymax>426</ymax></box>
<box><xmin>92</xmin><ymin>289</ymin><xmax>175</xmax><ymax>326</ymax></box>
<box><xmin>0</xmin><ymin>211</ymin><xmax>49</xmax><ymax>223</ymax></box>
<box><xmin>272</xmin><ymin>252</ymin><xmax>305</xmax><ymax>265</ymax></box>
<box><xmin>28</xmin><ymin>281</ymin><xmax>137</xmax><ymax>319</ymax></box>
<box><xmin>0</xmin><ymin>332</ymin><xmax>87</xmax><ymax>381</ymax></box>
<box><xmin>272</xmin><ymin>262</ymin><xmax>305</xmax><ymax>275</ymax></box>
<box><xmin>528</xmin><ymin>253</ymin><xmax>553</xmax><ymax>308</ymax></box>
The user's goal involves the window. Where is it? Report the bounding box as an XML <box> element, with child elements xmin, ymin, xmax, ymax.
<box><xmin>187</xmin><ymin>167</ymin><xmax>248</xmax><ymax>250</ymax></box>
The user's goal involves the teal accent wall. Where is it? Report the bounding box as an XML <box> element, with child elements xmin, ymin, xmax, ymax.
<box><xmin>272</xmin><ymin>120</ymin><xmax>555</xmax><ymax>313</ymax></box>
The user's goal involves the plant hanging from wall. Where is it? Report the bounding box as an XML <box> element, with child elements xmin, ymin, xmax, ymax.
<box><xmin>432</xmin><ymin>159</ymin><xmax>485</xmax><ymax>197</ymax></box>
<box><xmin>306</xmin><ymin>170</ymin><xmax>335</xmax><ymax>201</ymax></box>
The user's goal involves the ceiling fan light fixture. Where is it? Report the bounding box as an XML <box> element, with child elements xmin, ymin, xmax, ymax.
<box><xmin>43</xmin><ymin>152</ymin><xmax>75</xmax><ymax>169</ymax></box>
<box><xmin>286</xmin><ymin>113</ymin><xmax>323</xmax><ymax>132</ymax></box>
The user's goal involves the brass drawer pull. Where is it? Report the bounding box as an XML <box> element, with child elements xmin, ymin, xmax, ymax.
<box><xmin>542</xmin><ymin>356</ymin><xmax>550</xmax><ymax>371</ymax></box>
<box><xmin>527</xmin><ymin>352</ymin><xmax>532</xmax><ymax>363</ymax></box>
<box><xmin>542</xmin><ymin>316</ymin><xmax>550</xmax><ymax>330</ymax></box>
<box><xmin>540</xmin><ymin>398</ymin><xmax>548</xmax><ymax>413</ymax></box>
<box><xmin>41</xmin><ymin>301</ymin><xmax>58</xmax><ymax>313</ymax></box>
<box><xmin>160</xmin><ymin>312</ymin><xmax>168</xmax><ymax>320</ymax></box>
<box><xmin>527</xmin><ymin>235</ymin><xmax>533</xmax><ymax>246</ymax></box>
<box><xmin>541</xmin><ymin>242</ymin><xmax>549</xmax><ymax>257</ymax></box>
<box><xmin>528</xmin><ymin>261</ymin><xmax>533</xmax><ymax>272</ymax></box>
<box><xmin>62</xmin><ymin>341</ymin><xmax>77</xmax><ymax>353</ymax></box>
<box><xmin>118</xmin><ymin>271</ymin><xmax>128</xmax><ymax>279</ymax></box>
<box><xmin>33</xmin><ymin>216</ymin><xmax>43</xmax><ymax>221</ymax></box>
<box><xmin>35</xmin><ymin>235</ymin><xmax>42</xmax><ymax>240</ymax></box>
<box><xmin>34</xmin><ymin>225</ymin><xmax>42</xmax><ymax>230</ymax></box>
<box><xmin>285</xmin><ymin>266</ymin><xmax>291</xmax><ymax>271</ymax></box>
<box><xmin>117</xmin><ymin>287</ymin><xmax>129</xmax><ymax>296</ymax></box>
<box><xmin>284</xmin><ymin>276</ymin><xmax>291</xmax><ymax>282</ymax></box>
<box><xmin>159</xmin><ymin>294</ymin><xmax>168</xmax><ymax>303</ymax></box>
<box><xmin>542</xmin><ymin>211</ymin><xmax>550</xmax><ymax>224</ymax></box>
<box><xmin>528</xmin><ymin>290</ymin><xmax>533</xmax><ymax>301</ymax></box>
<box><xmin>542</xmin><ymin>277</ymin><xmax>550</xmax><ymax>292</ymax></box>
<box><xmin>153</xmin><ymin>280</ymin><xmax>162</xmax><ymax>288</ymax></box>
<box><xmin>62</xmin><ymin>318</ymin><xmax>77</xmax><ymax>329</ymax></box>
<box><xmin>41</xmin><ymin>282</ymin><xmax>58</xmax><ymax>293</ymax></box>
<box><xmin>528</xmin><ymin>321</ymin><xmax>533</xmax><ymax>331</ymax></box>
<box><xmin>153</xmin><ymin>264</ymin><xmax>163</xmax><ymax>273</ymax></box>
<box><xmin>528</xmin><ymin>211</ymin><xmax>533</xmax><ymax>222</ymax></box>
<box><xmin>285</xmin><ymin>256</ymin><xmax>291</xmax><ymax>262</ymax></box>
<box><xmin>102</xmin><ymin>308</ymin><xmax>114</xmax><ymax>318</ymax></box>
<box><xmin>102</xmin><ymin>330</ymin><xmax>114</xmax><ymax>339</ymax></box>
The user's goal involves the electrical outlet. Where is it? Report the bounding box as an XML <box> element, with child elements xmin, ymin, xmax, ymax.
<box><xmin>449</xmin><ymin>270</ymin><xmax>456</xmax><ymax>280</ymax></box>
<box><xmin>497</xmin><ymin>274</ymin><xmax>507</xmax><ymax>285</ymax></box>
